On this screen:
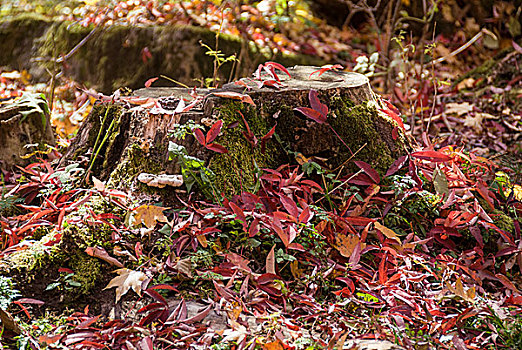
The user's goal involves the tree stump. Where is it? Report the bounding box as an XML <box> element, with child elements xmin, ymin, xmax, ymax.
<box><xmin>63</xmin><ymin>65</ymin><xmax>409</xmax><ymax>198</ymax></box>
<box><xmin>0</xmin><ymin>99</ymin><xmax>55</xmax><ymax>171</ymax></box>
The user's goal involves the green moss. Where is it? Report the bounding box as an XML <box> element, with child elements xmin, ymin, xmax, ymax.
<box><xmin>0</xmin><ymin>230</ymin><xmax>62</xmax><ymax>274</ymax></box>
<box><xmin>0</xmin><ymin>195</ymin><xmax>118</xmax><ymax>299</ymax></box>
<box><xmin>492</xmin><ymin>209</ymin><xmax>515</xmax><ymax>234</ymax></box>
<box><xmin>330</xmin><ymin>97</ymin><xmax>404</xmax><ymax>173</ymax></box>
<box><xmin>108</xmin><ymin>143</ymin><xmax>163</xmax><ymax>190</ymax></box>
<box><xmin>69</xmin><ymin>253</ymin><xmax>103</xmax><ymax>295</ymax></box>
<box><xmin>208</xmin><ymin>102</ymin><xmax>278</xmax><ymax>195</ymax></box>
<box><xmin>0</xmin><ymin>13</ymin><xmax>51</xmax><ymax>67</ymax></box>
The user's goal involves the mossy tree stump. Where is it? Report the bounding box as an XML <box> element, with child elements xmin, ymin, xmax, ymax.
<box><xmin>0</xmin><ymin>100</ymin><xmax>55</xmax><ymax>171</ymax></box>
<box><xmin>64</xmin><ymin>65</ymin><xmax>409</xmax><ymax>198</ymax></box>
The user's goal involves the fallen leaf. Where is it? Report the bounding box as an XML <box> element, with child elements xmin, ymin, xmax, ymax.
<box><xmin>463</xmin><ymin>113</ymin><xmax>488</xmax><ymax>132</ymax></box>
<box><xmin>263</xmin><ymin>340</ymin><xmax>284</xmax><ymax>350</ymax></box>
<box><xmin>85</xmin><ymin>246</ymin><xmax>124</xmax><ymax>267</ymax></box>
<box><xmin>144</xmin><ymin>77</ymin><xmax>158</xmax><ymax>88</ymax></box>
<box><xmin>104</xmin><ymin>268</ymin><xmax>147</xmax><ymax>303</ymax></box>
<box><xmin>92</xmin><ymin>176</ymin><xmax>106</xmax><ymax>192</ymax></box>
<box><xmin>335</xmin><ymin>233</ymin><xmax>362</xmax><ymax>258</ymax></box>
<box><xmin>133</xmin><ymin>204</ymin><xmax>169</xmax><ymax>229</ymax></box>
<box><xmin>433</xmin><ymin>166</ymin><xmax>449</xmax><ymax>198</ymax></box>
<box><xmin>212</xmin><ymin>91</ymin><xmax>256</xmax><ymax>106</ymax></box>
<box><xmin>374</xmin><ymin>222</ymin><xmax>401</xmax><ymax>244</ymax></box>
<box><xmin>266</xmin><ymin>245</ymin><xmax>276</xmax><ymax>274</ymax></box>
<box><xmin>445</xmin><ymin>102</ymin><xmax>473</xmax><ymax>116</ymax></box>
<box><xmin>308</xmin><ymin>64</ymin><xmax>343</xmax><ymax>78</ymax></box>
<box><xmin>290</xmin><ymin>260</ymin><xmax>302</xmax><ymax>279</ymax></box>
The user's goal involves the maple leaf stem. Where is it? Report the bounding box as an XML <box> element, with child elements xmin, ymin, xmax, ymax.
<box><xmin>327</xmin><ymin>123</ymin><xmax>353</xmax><ymax>155</ymax></box>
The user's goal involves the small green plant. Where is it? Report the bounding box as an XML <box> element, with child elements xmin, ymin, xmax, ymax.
<box><xmin>199</xmin><ymin>40</ymin><xmax>238</xmax><ymax>88</ymax></box>
<box><xmin>1</xmin><ymin>177</ymin><xmax>22</xmax><ymax>217</ymax></box>
<box><xmin>168</xmin><ymin>120</ymin><xmax>204</xmax><ymax>140</ymax></box>
<box><xmin>45</xmin><ymin>272</ymin><xmax>82</xmax><ymax>292</ymax></box>
<box><xmin>168</xmin><ymin>141</ymin><xmax>220</xmax><ymax>202</ymax></box>
<box><xmin>45</xmin><ymin>163</ymin><xmax>84</xmax><ymax>195</ymax></box>
<box><xmin>0</xmin><ymin>276</ymin><xmax>21</xmax><ymax>310</ymax></box>
<box><xmin>14</xmin><ymin>310</ymin><xmax>72</xmax><ymax>350</ymax></box>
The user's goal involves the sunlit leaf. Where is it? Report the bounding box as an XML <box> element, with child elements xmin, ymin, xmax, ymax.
<box><xmin>104</xmin><ymin>268</ymin><xmax>147</xmax><ymax>303</ymax></box>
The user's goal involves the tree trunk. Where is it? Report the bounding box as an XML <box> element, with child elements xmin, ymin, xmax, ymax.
<box><xmin>0</xmin><ymin>101</ymin><xmax>55</xmax><ymax>171</ymax></box>
<box><xmin>63</xmin><ymin>65</ymin><xmax>409</xmax><ymax>200</ymax></box>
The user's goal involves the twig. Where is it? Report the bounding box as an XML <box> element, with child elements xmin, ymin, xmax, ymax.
<box><xmin>432</xmin><ymin>29</ymin><xmax>494</xmax><ymax>65</ymax></box>
<box><xmin>332</xmin><ymin>142</ymin><xmax>368</xmax><ymax>172</ymax></box>
<box><xmin>160</xmin><ymin>75</ymin><xmax>190</xmax><ymax>89</ymax></box>
<box><xmin>316</xmin><ymin>169</ymin><xmax>364</xmax><ymax>203</ymax></box>
<box><xmin>56</xmin><ymin>25</ymin><xmax>101</xmax><ymax>63</ymax></box>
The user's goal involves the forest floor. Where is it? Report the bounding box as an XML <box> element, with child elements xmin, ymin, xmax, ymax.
<box><xmin>1</xmin><ymin>1</ymin><xmax>522</xmax><ymax>350</ymax></box>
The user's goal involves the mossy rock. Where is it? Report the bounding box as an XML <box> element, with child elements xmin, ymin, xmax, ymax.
<box><xmin>0</xmin><ymin>196</ymin><xmax>121</xmax><ymax>313</ymax></box>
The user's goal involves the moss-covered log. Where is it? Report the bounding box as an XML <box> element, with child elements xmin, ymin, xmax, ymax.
<box><xmin>0</xmin><ymin>14</ymin><xmax>324</xmax><ymax>93</ymax></box>
<box><xmin>63</xmin><ymin>65</ymin><xmax>409</xmax><ymax>200</ymax></box>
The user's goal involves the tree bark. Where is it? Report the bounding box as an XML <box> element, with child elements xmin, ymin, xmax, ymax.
<box><xmin>63</xmin><ymin>66</ymin><xmax>409</xmax><ymax>199</ymax></box>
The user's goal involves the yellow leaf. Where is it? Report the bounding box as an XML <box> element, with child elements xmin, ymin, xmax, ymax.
<box><xmin>466</xmin><ymin>286</ymin><xmax>476</xmax><ymax>301</ymax></box>
<box><xmin>508</xmin><ymin>184</ymin><xmax>522</xmax><ymax>201</ymax></box>
<box><xmin>103</xmin><ymin>268</ymin><xmax>147</xmax><ymax>303</ymax></box>
<box><xmin>133</xmin><ymin>204</ymin><xmax>169</xmax><ymax>229</ymax></box>
<box><xmin>374</xmin><ymin>222</ymin><xmax>401</xmax><ymax>244</ymax></box>
<box><xmin>455</xmin><ymin>277</ymin><xmax>466</xmax><ymax>299</ymax></box>
<box><xmin>227</xmin><ymin>301</ymin><xmax>242</xmax><ymax>322</ymax></box>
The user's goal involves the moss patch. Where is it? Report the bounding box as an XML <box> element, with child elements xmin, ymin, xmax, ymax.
<box><xmin>491</xmin><ymin>209</ymin><xmax>515</xmax><ymax>234</ymax></box>
<box><xmin>330</xmin><ymin>97</ymin><xmax>404</xmax><ymax>173</ymax></box>
<box><xmin>0</xmin><ymin>195</ymin><xmax>120</xmax><ymax>307</ymax></box>
<box><xmin>107</xmin><ymin>143</ymin><xmax>164</xmax><ymax>191</ymax></box>
<box><xmin>207</xmin><ymin>95</ymin><xmax>406</xmax><ymax>195</ymax></box>
<box><xmin>209</xmin><ymin>102</ymin><xmax>279</xmax><ymax>196</ymax></box>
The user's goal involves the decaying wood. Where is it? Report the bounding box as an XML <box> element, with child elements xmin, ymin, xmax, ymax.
<box><xmin>63</xmin><ymin>65</ymin><xmax>408</xmax><ymax>198</ymax></box>
<box><xmin>0</xmin><ymin>103</ymin><xmax>55</xmax><ymax>170</ymax></box>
